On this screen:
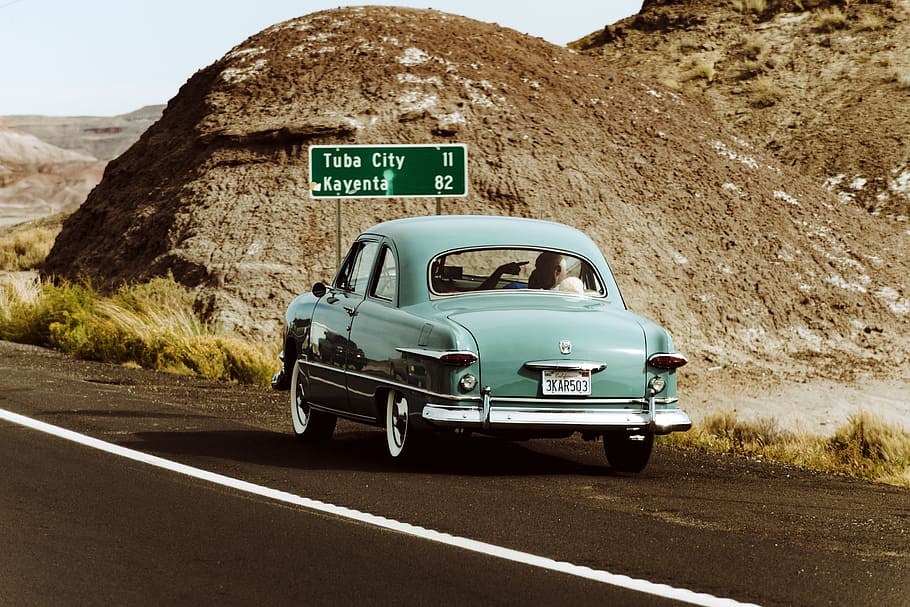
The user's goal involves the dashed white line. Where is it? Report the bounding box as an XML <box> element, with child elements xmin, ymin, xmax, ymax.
<box><xmin>1</xmin><ymin>408</ymin><xmax>760</xmax><ymax>607</ymax></box>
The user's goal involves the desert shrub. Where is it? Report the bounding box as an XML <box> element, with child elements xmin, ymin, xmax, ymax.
<box><xmin>891</xmin><ymin>68</ymin><xmax>910</xmax><ymax>89</ymax></box>
<box><xmin>664</xmin><ymin>409</ymin><xmax>910</xmax><ymax>486</ymax></box>
<box><xmin>680</xmin><ymin>410</ymin><xmax>792</xmax><ymax>455</ymax></box>
<box><xmin>815</xmin><ymin>7</ymin><xmax>848</xmax><ymax>32</ymax></box>
<box><xmin>0</xmin><ymin>226</ymin><xmax>59</xmax><ymax>271</ymax></box>
<box><xmin>733</xmin><ymin>33</ymin><xmax>769</xmax><ymax>80</ymax></box>
<box><xmin>148</xmin><ymin>334</ymin><xmax>274</xmax><ymax>385</ymax></box>
<box><xmin>0</xmin><ymin>274</ymin><xmax>274</xmax><ymax>385</ymax></box>
<box><xmin>0</xmin><ymin>276</ymin><xmax>96</xmax><ymax>347</ymax></box>
<box><xmin>751</xmin><ymin>76</ymin><xmax>783</xmax><ymax>107</ymax></box>
<box><xmin>857</xmin><ymin>14</ymin><xmax>885</xmax><ymax>31</ymax></box>
<box><xmin>737</xmin><ymin>59</ymin><xmax>766</xmax><ymax>80</ymax></box>
<box><xmin>735</xmin><ymin>33</ymin><xmax>765</xmax><ymax>62</ymax></box>
<box><xmin>827</xmin><ymin>411</ymin><xmax>910</xmax><ymax>480</ymax></box>
<box><xmin>732</xmin><ymin>0</ymin><xmax>766</xmax><ymax>15</ymax></box>
<box><xmin>0</xmin><ymin>273</ymin><xmax>42</xmax><ymax>340</ymax></box>
<box><xmin>671</xmin><ymin>35</ymin><xmax>703</xmax><ymax>55</ymax></box>
<box><xmin>692</xmin><ymin>61</ymin><xmax>716</xmax><ymax>82</ymax></box>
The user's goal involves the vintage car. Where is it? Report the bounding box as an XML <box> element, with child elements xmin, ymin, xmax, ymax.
<box><xmin>272</xmin><ymin>215</ymin><xmax>691</xmax><ymax>472</ymax></box>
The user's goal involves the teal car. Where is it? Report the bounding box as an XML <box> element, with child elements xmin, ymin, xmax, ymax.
<box><xmin>272</xmin><ymin>215</ymin><xmax>691</xmax><ymax>472</ymax></box>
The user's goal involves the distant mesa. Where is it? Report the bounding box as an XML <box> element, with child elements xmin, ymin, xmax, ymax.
<box><xmin>0</xmin><ymin>106</ymin><xmax>163</xmax><ymax>227</ymax></box>
<box><xmin>3</xmin><ymin>105</ymin><xmax>164</xmax><ymax>161</ymax></box>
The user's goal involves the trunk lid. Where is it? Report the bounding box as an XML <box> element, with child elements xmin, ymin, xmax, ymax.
<box><xmin>446</xmin><ymin>295</ymin><xmax>648</xmax><ymax>398</ymax></box>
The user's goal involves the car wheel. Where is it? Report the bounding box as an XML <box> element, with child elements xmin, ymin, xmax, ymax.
<box><xmin>603</xmin><ymin>431</ymin><xmax>654</xmax><ymax>473</ymax></box>
<box><xmin>386</xmin><ymin>390</ymin><xmax>417</xmax><ymax>458</ymax></box>
<box><xmin>290</xmin><ymin>361</ymin><xmax>336</xmax><ymax>441</ymax></box>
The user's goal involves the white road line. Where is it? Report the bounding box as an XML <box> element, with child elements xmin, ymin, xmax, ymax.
<box><xmin>1</xmin><ymin>408</ymin><xmax>760</xmax><ymax>607</ymax></box>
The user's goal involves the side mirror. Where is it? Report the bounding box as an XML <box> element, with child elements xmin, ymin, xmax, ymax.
<box><xmin>312</xmin><ymin>282</ymin><xmax>327</xmax><ymax>298</ymax></box>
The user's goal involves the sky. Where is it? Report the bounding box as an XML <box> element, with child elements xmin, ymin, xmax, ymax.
<box><xmin>0</xmin><ymin>0</ymin><xmax>642</xmax><ymax>117</ymax></box>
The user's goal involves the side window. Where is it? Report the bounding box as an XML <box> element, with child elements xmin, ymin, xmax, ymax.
<box><xmin>336</xmin><ymin>241</ymin><xmax>380</xmax><ymax>295</ymax></box>
<box><xmin>371</xmin><ymin>246</ymin><xmax>397</xmax><ymax>302</ymax></box>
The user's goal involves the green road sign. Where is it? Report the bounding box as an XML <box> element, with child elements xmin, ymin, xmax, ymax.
<box><xmin>309</xmin><ymin>144</ymin><xmax>468</xmax><ymax>198</ymax></box>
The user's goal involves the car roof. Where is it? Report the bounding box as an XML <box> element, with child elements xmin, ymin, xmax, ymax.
<box><xmin>359</xmin><ymin>215</ymin><xmax>616</xmax><ymax>307</ymax></box>
<box><xmin>362</xmin><ymin>215</ymin><xmax>604</xmax><ymax>260</ymax></box>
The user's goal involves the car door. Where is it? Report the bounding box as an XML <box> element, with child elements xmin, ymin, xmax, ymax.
<box><xmin>346</xmin><ymin>242</ymin><xmax>401</xmax><ymax>418</ymax></box>
<box><xmin>306</xmin><ymin>239</ymin><xmax>380</xmax><ymax>419</ymax></box>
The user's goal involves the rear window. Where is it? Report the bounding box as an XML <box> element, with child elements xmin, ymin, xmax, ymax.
<box><xmin>429</xmin><ymin>248</ymin><xmax>605</xmax><ymax>296</ymax></box>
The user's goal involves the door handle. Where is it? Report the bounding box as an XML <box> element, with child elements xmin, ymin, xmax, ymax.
<box><xmin>343</xmin><ymin>306</ymin><xmax>357</xmax><ymax>317</ymax></box>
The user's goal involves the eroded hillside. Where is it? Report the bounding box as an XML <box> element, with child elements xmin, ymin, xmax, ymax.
<box><xmin>572</xmin><ymin>0</ymin><xmax>910</xmax><ymax>218</ymax></box>
<box><xmin>42</xmin><ymin>6</ymin><xmax>909</xmax><ymax>382</ymax></box>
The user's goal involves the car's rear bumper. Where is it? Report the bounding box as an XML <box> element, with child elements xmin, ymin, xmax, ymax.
<box><xmin>422</xmin><ymin>400</ymin><xmax>692</xmax><ymax>434</ymax></box>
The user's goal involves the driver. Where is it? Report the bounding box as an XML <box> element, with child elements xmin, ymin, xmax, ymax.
<box><xmin>527</xmin><ymin>252</ymin><xmax>565</xmax><ymax>289</ymax></box>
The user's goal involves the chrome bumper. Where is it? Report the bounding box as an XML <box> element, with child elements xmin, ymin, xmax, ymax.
<box><xmin>422</xmin><ymin>401</ymin><xmax>692</xmax><ymax>434</ymax></box>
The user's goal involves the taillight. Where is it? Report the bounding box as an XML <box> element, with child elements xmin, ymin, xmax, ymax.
<box><xmin>439</xmin><ymin>352</ymin><xmax>478</xmax><ymax>366</ymax></box>
<box><xmin>648</xmin><ymin>353</ymin><xmax>688</xmax><ymax>369</ymax></box>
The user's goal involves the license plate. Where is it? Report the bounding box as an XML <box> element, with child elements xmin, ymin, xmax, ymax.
<box><xmin>541</xmin><ymin>369</ymin><xmax>591</xmax><ymax>396</ymax></box>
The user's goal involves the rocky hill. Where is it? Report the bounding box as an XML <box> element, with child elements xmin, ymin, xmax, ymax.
<box><xmin>572</xmin><ymin>0</ymin><xmax>910</xmax><ymax>218</ymax></box>
<box><xmin>42</xmin><ymin>6</ymin><xmax>909</xmax><ymax>385</ymax></box>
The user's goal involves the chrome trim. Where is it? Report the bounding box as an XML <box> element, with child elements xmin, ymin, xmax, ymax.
<box><xmin>481</xmin><ymin>386</ymin><xmax>492</xmax><ymax>429</ymax></box>
<box><xmin>648</xmin><ymin>395</ymin><xmax>656</xmax><ymax>431</ymax></box>
<box><xmin>294</xmin><ymin>361</ymin><xmax>375</xmax><ymax>422</ymax></box>
<box><xmin>306</xmin><ymin>374</ymin><xmax>347</xmax><ymax>393</ymax></box>
<box><xmin>310</xmin><ymin>404</ymin><xmax>376</xmax><ymax>423</ymax></box>
<box><xmin>346</xmin><ymin>385</ymin><xmax>377</xmax><ymax>399</ymax></box>
<box><xmin>422</xmin><ymin>404</ymin><xmax>692</xmax><ymax>433</ymax></box>
<box><xmin>302</xmin><ymin>359</ymin><xmax>476</xmax><ymax>402</ymax></box>
<box><xmin>396</xmin><ymin>347</ymin><xmax>477</xmax><ymax>361</ymax></box>
<box><xmin>491</xmin><ymin>395</ymin><xmax>647</xmax><ymax>406</ymax></box>
<box><xmin>524</xmin><ymin>360</ymin><xmax>607</xmax><ymax>372</ymax></box>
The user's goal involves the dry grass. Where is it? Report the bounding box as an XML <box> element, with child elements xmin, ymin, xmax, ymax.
<box><xmin>891</xmin><ymin>67</ymin><xmax>910</xmax><ymax>89</ymax></box>
<box><xmin>732</xmin><ymin>0</ymin><xmax>767</xmax><ymax>15</ymax></box>
<box><xmin>828</xmin><ymin>411</ymin><xmax>910</xmax><ymax>483</ymax></box>
<box><xmin>736</xmin><ymin>33</ymin><xmax>765</xmax><ymax>61</ymax></box>
<box><xmin>691</xmin><ymin>61</ymin><xmax>716</xmax><ymax>82</ymax></box>
<box><xmin>664</xmin><ymin>410</ymin><xmax>910</xmax><ymax>487</ymax></box>
<box><xmin>0</xmin><ymin>225</ymin><xmax>60</xmax><ymax>271</ymax></box>
<box><xmin>733</xmin><ymin>34</ymin><xmax>769</xmax><ymax>80</ymax></box>
<box><xmin>0</xmin><ymin>273</ymin><xmax>275</xmax><ymax>385</ymax></box>
<box><xmin>750</xmin><ymin>76</ymin><xmax>783</xmax><ymax>107</ymax></box>
<box><xmin>857</xmin><ymin>14</ymin><xmax>885</xmax><ymax>32</ymax></box>
<box><xmin>815</xmin><ymin>7</ymin><xmax>848</xmax><ymax>33</ymax></box>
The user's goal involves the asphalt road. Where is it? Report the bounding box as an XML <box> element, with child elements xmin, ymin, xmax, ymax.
<box><xmin>0</xmin><ymin>340</ymin><xmax>907</xmax><ymax>606</ymax></box>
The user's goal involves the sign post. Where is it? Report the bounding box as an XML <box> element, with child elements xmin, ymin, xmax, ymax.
<box><xmin>309</xmin><ymin>144</ymin><xmax>468</xmax><ymax>266</ymax></box>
